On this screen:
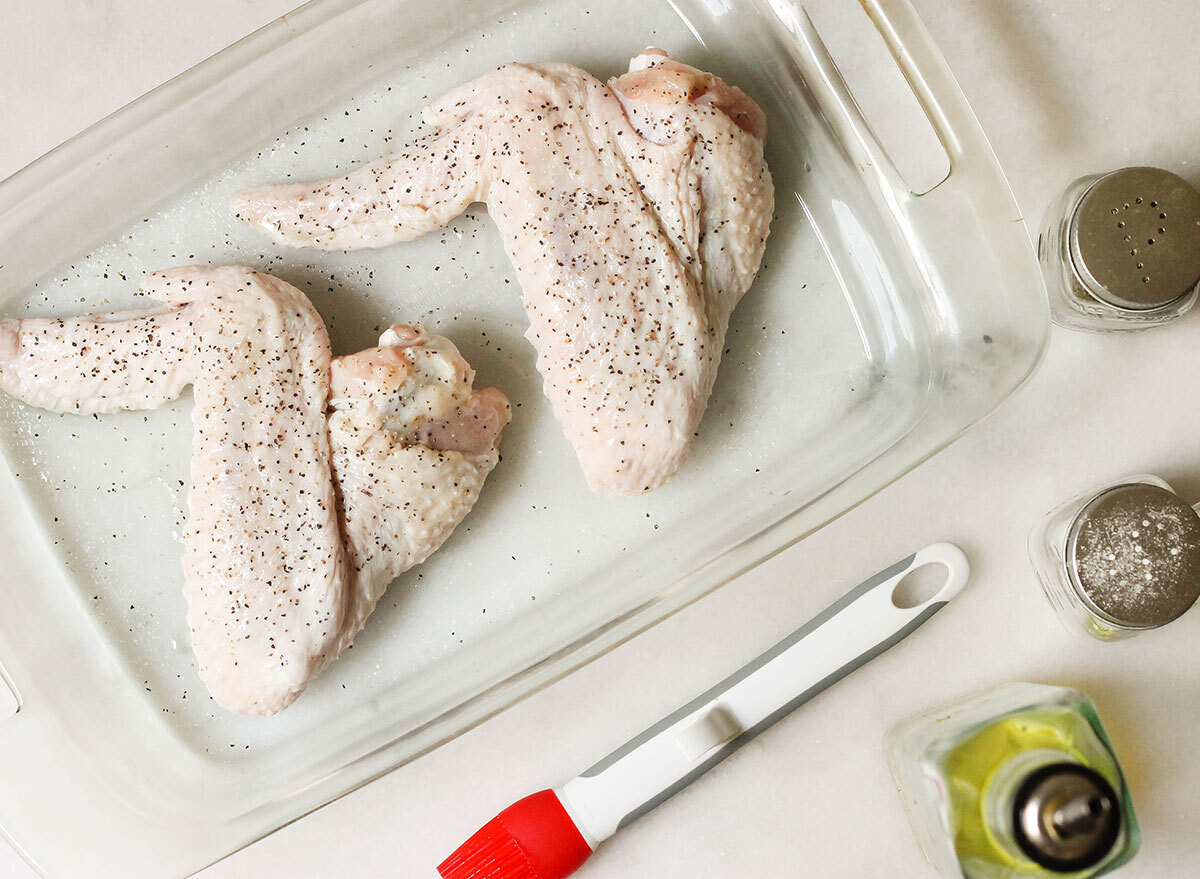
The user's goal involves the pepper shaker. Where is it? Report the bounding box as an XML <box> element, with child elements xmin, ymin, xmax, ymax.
<box><xmin>1029</xmin><ymin>475</ymin><xmax>1200</xmax><ymax>640</ymax></box>
<box><xmin>1039</xmin><ymin>167</ymin><xmax>1200</xmax><ymax>331</ymax></box>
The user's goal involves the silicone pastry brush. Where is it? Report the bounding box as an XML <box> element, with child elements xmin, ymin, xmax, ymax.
<box><xmin>438</xmin><ymin>543</ymin><xmax>970</xmax><ymax>879</ymax></box>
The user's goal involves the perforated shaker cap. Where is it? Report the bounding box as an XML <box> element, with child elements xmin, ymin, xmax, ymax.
<box><xmin>1067</xmin><ymin>482</ymin><xmax>1200</xmax><ymax>628</ymax></box>
<box><xmin>1069</xmin><ymin>167</ymin><xmax>1200</xmax><ymax>310</ymax></box>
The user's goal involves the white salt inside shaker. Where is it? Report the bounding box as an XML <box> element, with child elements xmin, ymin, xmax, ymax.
<box><xmin>1029</xmin><ymin>475</ymin><xmax>1200</xmax><ymax>640</ymax></box>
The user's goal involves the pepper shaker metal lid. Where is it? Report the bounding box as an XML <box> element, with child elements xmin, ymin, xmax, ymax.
<box><xmin>1069</xmin><ymin>167</ymin><xmax>1200</xmax><ymax>310</ymax></box>
<box><xmin>1013</xmin><ymin>763</ymin><xmax>1121</xmax><ymax>873</ymax></box>
<box><xmin>1067</xmin><ymin>482</ymin><xmax>1200</xmax><ymax>628</ymax></box>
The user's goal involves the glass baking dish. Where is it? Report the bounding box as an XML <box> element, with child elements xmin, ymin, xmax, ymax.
<box><xmin>0</xmin><ymin>0</ymin><xmax>1047</xmax><ymax>875</ymax></box>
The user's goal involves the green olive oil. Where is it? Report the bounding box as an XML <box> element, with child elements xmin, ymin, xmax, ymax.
<box><xmin>886</xmin><ymin>684</ymin><xmax>1139</xmax><ymax>879</ymax></box>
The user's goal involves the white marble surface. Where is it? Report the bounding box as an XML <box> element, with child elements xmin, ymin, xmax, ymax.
<box><xmin>2</xmin><ymin>0</ymin><xmax>1199</xmax><ymax>876</ymax></box>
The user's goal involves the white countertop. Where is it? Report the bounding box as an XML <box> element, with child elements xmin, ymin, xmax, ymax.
<box><xmin>2</xmin><ymin>1</ymin><xmax>1198</xmax><ymax>876</ymax></box>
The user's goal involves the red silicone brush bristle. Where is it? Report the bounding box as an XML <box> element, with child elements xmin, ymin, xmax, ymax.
<box><xmin>438</xmin><ymin>817</ymin><xmax>537</xmax><ymax>879</ymax></box>
<box><xmin>438</xmin><ymin>790</ymin><xmax>592</xmax><ymax>879</ymax></box>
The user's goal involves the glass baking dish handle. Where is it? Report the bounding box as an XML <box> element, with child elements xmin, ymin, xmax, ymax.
<box><xmin>778</xmin><ymin>0</ymin><xmax>1030</xmax><ymax>201</ymax></box>
<box><xmin>776</xmin><ymin>0</ymin><xmax>1048</xmax><ymax>381</ymax></box>
<box><xmin>871</xmin><ymin>0</ymin><xmax>1047</xmax><ymax>379</ymax></box>
<box><xmin>857</xmin><ymin>0</ymin><xmax>985</xmax><ymax>178</ymax></box>
<box><xmin>871</xmin><ymin>0</ymin><xmax>1048</xmax><ymax>316</ymax></box>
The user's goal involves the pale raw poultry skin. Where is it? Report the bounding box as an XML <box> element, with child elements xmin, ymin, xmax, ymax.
<box><xmin>231</xmin><ymin>49</ymin><xmax>773</xmax><ymax>495</ymax></box>
<box><xmin>0</xmin><ymin>266</ymin><xmax>508</xmax><ymax>715</ymax></box>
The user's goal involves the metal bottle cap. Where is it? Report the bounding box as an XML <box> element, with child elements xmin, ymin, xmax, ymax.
<box><xmin>1013</xmin><ymin>763</ymin><xmax>1121</xmax><ymax>873</ymax></box>
<box><xmin>1067</xmin><ymin>482</ymin><xmax>1200</xmax><ymax>628</ymax></box>
<box><xmin>1069</xmin><ymin>166</ymin><xmax>1200</xmax><ymax>310</ymax></box>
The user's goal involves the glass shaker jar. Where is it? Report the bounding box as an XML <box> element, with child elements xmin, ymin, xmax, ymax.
<box><xmin>1029</xmin><ymin>475</ymin><xmax>1200</xmax><ymax>640</ymax></box>
<box><xmin>1039</xmin><ymin>167</ymin><xmax>1200</xmax><ymax>331</ymax></box>
<box><xmin>886</xmin><ymin>682</ymin><xmax>1139</xmax><ymax>879</ymax></box>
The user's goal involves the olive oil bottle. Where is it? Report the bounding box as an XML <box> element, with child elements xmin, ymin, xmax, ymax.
<box><xmin>886</xmin><ymin>683</ymin><xmax>1139</xmax><ymax>878</ymax></box>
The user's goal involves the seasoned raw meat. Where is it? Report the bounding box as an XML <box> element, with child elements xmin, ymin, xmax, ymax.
<box><xmin>0</xmin><ymin>266</ymin><xmax>508</xmax><ymax>714</ymax></box>
<box><xmin>232</xmin><ymin>49</ymin><xmax>772</xmax><ymax>495</ymax></box>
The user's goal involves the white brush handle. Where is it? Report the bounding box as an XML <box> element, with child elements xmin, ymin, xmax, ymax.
<box><xmin>556</xmin><ymin>543</ymin><xmax>969</xmax><ymax>846</ymax></box>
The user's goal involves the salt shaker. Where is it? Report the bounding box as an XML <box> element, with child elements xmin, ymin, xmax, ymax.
<box><xmin>886</xmin><ymin>682</ymin><xmax>1139</xmax><ymax>879</ymax></box>
<box><xmin>1039</xmin><ymin>167</ymin><xmax>1200</xmax><ymax>331</ymax></box>
<box><xmin>1029</xmin><ymin>475</ymin><xmax>1200</xmax><ymax>640</ymax></box>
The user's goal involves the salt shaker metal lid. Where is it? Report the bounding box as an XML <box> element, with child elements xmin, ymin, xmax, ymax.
<box><xmin>1066</xmin><ymin>482</ymin><xmax>1200</xmax><ymax>628</ymax></box>
<box><xmin>1069</xmin><ymin>166</ymin><xmax>1200</xmax><ymax>311</ymax></box>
